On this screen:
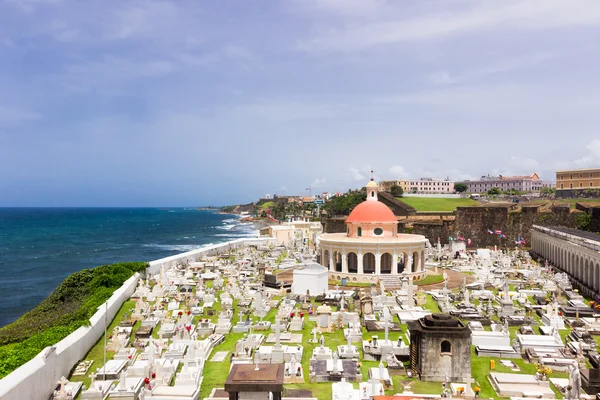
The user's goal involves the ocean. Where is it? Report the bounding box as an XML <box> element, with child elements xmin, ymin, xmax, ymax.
<box><xmin>0</xmin><ymin>208</ymin><xmax>256</xmax><ymax>328</ymax></box>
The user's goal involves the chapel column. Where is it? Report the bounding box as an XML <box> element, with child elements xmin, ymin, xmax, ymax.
<box><xmin>342</xmin><ymin>248</ymin><xmax>348</xmax><ymax>273</ymax></box>
<box><xmin>358</xmin><ymin>248</ymin><xmax>364</xmax><ymax>275</ymax></box>
<box><xmin>375</xmin><ymin>250</ymin><xmax>381</xmax><ymax>275</ymax></box>
<box><xmin>329</xmin><ymin>249</ymin><xmax>334</xmax><ymax>271</ymax></box>
<box><xmin>392</xmin><ymin>252</ymin><xmax>399</xmax><ymax>274</ymax></box>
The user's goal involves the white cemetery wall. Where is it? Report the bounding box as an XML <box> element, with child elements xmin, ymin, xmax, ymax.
<box><xmin>146</xmin><ymin>238</ymin><xmax>277</xmax><ymax>275</ymax></box>
<box><xmin>0</xmin><ymin>273</ymin><xmax>140</xmax><ymax>400</ymax></box>
<box><xmin>0</xmin><ymin>237</ymin><xmax>277</xmax><ymax>400</ymax></box>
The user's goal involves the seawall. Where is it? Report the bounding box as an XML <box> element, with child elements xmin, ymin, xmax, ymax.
<box><xmin>0</xmin><ymin>237</ymin><xmax>276</xmax><ymax>400</ymax></box>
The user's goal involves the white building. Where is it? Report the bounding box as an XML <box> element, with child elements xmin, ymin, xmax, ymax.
<box><xmin>379</xmin><ymin>178</ymin><xmax>454</xmax><ymax>194</ymax></box>
<box><xmin>457</xmin><ymin>173</ymin><xmax>555</xmax><ymax>194</ymax></box>
<box><xmin>319</xmin><ymin>179</ymin><xmax>428</xmax><ymax>284</ymax></box>
<box><xmin>291</xmin><ymin>263</ymin><xmax>329</xmax><ymax>296</ymax></box>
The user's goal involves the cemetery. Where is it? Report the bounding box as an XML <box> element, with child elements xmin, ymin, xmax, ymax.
<box><xmin>3</xmin><ymin>187</ymin><xmax>600</xmax><ymax>400</ymax></box>
<box><xmin>23</xmin><ymin>233</ymin><xmax>598</xmax><ymax>400</ymax></box>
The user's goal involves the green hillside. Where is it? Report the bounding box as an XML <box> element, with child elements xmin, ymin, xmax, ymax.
<box><xmin>397</xmin><ymin>197</ymin><xmax>477</xmax><ymax>211</ymax></box>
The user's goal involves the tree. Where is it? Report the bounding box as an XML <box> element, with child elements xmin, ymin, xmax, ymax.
<box><xmin>454</xmin><ymin>183</ymin><xmax>468</xmax><ymax>193</ymax></box>
<box><xmin>390</xmin><ymin>185</ymin><xmax>404</xmax><ymax>197</ymax></box>
<box><xmin>487</xmin><ymin>187</ymin><xmax>501</xmax><ymax>196</ymax></box>
<box><xmin>540</xmin><ymin>186</ymin><xmax>556</xmax><ymax>197</ymax></box>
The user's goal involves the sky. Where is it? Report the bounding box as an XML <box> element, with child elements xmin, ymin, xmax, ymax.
<box><xmin>1</xmin><ymin>0</ymin><xmax>600</xmax><ymax>207</ymax></box>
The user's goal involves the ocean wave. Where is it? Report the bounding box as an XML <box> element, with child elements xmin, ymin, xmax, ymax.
<box><xmin>213</xmin><ymin>232</ymin><xmax>258</xmax><ymax>238</ymax></box>
<box><xmin>142</xmin><ymin>244</ymin><xmax>204</xmax><ymax>252</ymax></box>
<box><xmin>217</xmin><ymin>224</ymin><xmax>237</xmax><ymax>231</ymax></box>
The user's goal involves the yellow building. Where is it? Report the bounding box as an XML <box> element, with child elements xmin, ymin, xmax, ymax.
<box><xmin>556</xmin><ymin>168</ymin><xmax>600</xmax><ymax>197</ymax></box>
<box><xmin>379</xmin><ymin>178</ymin><xmax>454</xmax><ymax>194</ymax></box>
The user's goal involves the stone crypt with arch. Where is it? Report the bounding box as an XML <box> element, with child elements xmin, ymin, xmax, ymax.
<box><xmin>318</xmin><ymin>179</ymin><xmax>428</xmax><ymax>283</ymax></box>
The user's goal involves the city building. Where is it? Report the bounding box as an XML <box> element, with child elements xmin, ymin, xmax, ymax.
<box><xmin>457</xmin><ymin>173</ymin><xmax>554</xmax><ymax>194</ymax></box>
<box><xmin>379</xmin><ymin>178</ymin><xmax>454</xmax><ymax>194</ymax></box>
<box><xmin>555</xmin><ymin>168</ymin><xmax>600</xmax><ymax>198</ymax></box>
<box><xmin>318</xmin><ymin>179</ymin><xmax>428</xmax><ymax>284</ymax></box>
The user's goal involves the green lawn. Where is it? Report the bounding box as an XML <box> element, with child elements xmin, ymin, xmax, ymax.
<box><xmin>414</xmin><ymin>275</ymin><xmax>444</xmax><ymax>286</ymax></box>
<box><xmin>396</xmin><ymin>197</ymin><xmax>477</xmax><ymax>212</ymax></box>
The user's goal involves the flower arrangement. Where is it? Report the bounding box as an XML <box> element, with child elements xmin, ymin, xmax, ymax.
<box><xmin>187</xmin><ymin>310</ymin><xmax>191</xmax><ymax>315</ymax></box>
<box><xmin>457</xmin><ymin>387</ymin><xmax>465</xmax><ymax>394</ymax></box>
<box><xmin>178</xmin><ymin>311</ymin><xmax>183</xmax><ymax>316</ymax></box>
<box><xmin>290</xmin><ymin>312</ymin><xmax>295</xmax><ymax>318</ymax></box>
<box><xmin>537</xmin><ymin>364</ymin><xmax>552</xmax><ymax>376</ymax></box>
<box><xmin>591</xmin><ymin>301</ymin><xmax>596</xmax><ymax>308</ymax></box>
<box><xmin>152</xmin><ymin>372</ymin><xmax>156</xmax><ymax>379</ymax></box>
<box><xmin>595</xmin><ymin>304</ymin><xmax>600</xmax><ymax>310</ymax></box>
<box><xmin>473</xmin><ymin>387</ymin><xmax>480</xmax><ymax>393</ymax></box>
<box><xmin>300</xmin><ymin>312</ymin><xmax>304</xmax><ymax>318</ymax></box>
<box><xmin>144</xmin><ymin>377</ymin><xmax>150</xmax><ymax>385</ymax></box>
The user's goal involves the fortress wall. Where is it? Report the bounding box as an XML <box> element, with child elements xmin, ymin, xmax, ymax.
<box><xmin>0</xmin><ymin>237</ymin><xmax>276</xmax><ymax>400</ymax></box>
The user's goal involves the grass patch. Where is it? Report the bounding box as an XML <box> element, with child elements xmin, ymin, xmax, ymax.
<box><xmin>396</xmin><ymin>197</ymin><xmax>477</xmax><ymax>212</ymax></box>
<box><xmin>0</xmin><ymin>262</ymin><xmax>148</xmax><ymax>378</ymax></box>
<box><xmin>329</xmin><ymin>280</ymin><xmax>372</xmax><ymax>288</ymax></box>
<box><xmin>414</xmin><ymin>275</ymin><xmax>444</xmax><ymax>286</ymax></box>
<box><xmin>259</xmin><ymin>201</ymin><xmax>276</xmax><ymax>210</ymax></box>
<box><xmin>69</xmin><ymin>299</ymin><xmax>137</xmax><ymax>391</ymax></box>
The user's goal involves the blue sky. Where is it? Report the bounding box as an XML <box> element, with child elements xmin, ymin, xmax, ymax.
<box><xmin>1</xmin><ymin>0</ymin><xmax>600</xmax><ymax>206</ymax></box>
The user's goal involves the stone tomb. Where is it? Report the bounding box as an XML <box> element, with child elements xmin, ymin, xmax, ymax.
<box><xmin>224</xmin><ymin>363</ymin><xmax>284</xmax><ymax>400</ymax></box>
<box><xmin>489</xmin><ymin>372</ymin><xmax>555</xmax><ymax>398</ymax></box>
<box><xmin>408</xmin><ymin>313</ymin><xmax>471</xmax><ymax>382</ymax></box>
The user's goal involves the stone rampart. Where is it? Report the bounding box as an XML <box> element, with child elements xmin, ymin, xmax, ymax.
<box><xmin>321</xmin><ymin>203</ymin><xmax>581</xmax><ymax>248</ymax></box>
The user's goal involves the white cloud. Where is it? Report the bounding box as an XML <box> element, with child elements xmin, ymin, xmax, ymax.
<box><xmin>428</xmin><ymin>52</ymin><xmax>558</xmax><ymax>86</ymax></box>
<box><xmin>388</xmin><ymin>165</ymin><xmax>407</xmax><ymax>178</ymax></box>
<box><xmin>311</xmin><ymin>178</ymin><xmax>327</xmax><ymax>188</ymax></box>
<box><xmin>299</xmin><ymin>1</ymin><xmax>600</xmax><ymax>53</ymax></box>
<box><xmin>0</xmin><ymin>106</ymin><xmax>41</xmax><ymax>125</ymax></box>
<box><xmin>428</xmin><ymin>71</ymin><xmax>456</xmax><ymax>85</ymax></box>
<box><xmin>573</xmin><ymin>140</ymin><xmax>600</xmax><ymax>167</ymax></box>
<box><xmin>348</xmin><ymin>167</ymin><xmax>366</xmax><ymax>181</ymax></box>
<box><xmin>508</xmin><ymin>156</ymin><xmax>540</xmax><ymax>172</ymax></box>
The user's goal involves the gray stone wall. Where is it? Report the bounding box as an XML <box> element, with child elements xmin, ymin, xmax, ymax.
<box><xmin>419</xmin><ymin>334</ymin><xmax>471</xmax><ymax>382</ymax></box>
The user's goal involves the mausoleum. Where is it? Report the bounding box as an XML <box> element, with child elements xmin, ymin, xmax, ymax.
<box><xmin>318</xmin><ymin>179</ymin><xmax>428</xmax><ymax>283</ymax></box>
<box><xmin>408</xmin><ymin>313</ymin><xmax>472</xmax><ymax>382</ymax></box>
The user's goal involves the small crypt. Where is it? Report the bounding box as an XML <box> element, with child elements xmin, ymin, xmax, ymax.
<box><xmin>408</xmin><ymin>313</ymin><xmax>472</xmax><ymax>382</ymax></box>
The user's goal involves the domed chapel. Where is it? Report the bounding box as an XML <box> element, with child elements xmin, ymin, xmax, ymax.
<box><xmin>318</xmin><ymin>178</ymin><xmax>428</xmax><ymax>284</ymax></box>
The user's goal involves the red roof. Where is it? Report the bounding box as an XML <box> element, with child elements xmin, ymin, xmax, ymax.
<box><xmin>346</xmin><ymin>200</ymin><xmax>397</xmax><ymax>223</ymax></box>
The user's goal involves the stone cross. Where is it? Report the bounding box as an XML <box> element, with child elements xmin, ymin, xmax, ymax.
<box><xmin>275</xmin><ymin>314</ymin><xmax>281</xmax><ymax>348</ymax></box>
<box><xmin>464</xmin><ymin>375</ymin><xmax>474</xmax><ymax>396</ymax></box>
<box><xmin>57</xmin><ymin>376</ymin><xmax>69</xmax><ymax>395</ymax></box>
<box><xmin>89</xmin><ymin>372</ymin><xmax>97</xmax><ymax>390</ymax></box>
<box><xmin>332</xmin><ymin>352</ymin><xmax>339</xmax><ymax>373</ymax></box>
<box><xmin>383</xmin><ymin>307</ymin><xmax>391</xmax><ymax>342</ymax></box>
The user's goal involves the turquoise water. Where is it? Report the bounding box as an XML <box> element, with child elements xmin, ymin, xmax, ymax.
<box><xmin>0</xmin><ymin>208</ymin><xmax>255</xmax><ymax>327</ymax></box>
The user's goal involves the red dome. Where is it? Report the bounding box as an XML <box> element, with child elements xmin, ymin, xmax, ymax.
<box><xmin>346</xmin><ymin>200</ymin><xmax>397</xmax><ymax>223</ymax></box>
